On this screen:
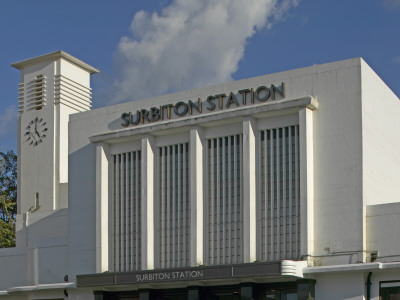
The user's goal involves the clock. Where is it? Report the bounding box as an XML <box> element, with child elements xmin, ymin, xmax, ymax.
<box><xmin>24</xmin><ymin>117</ymin><xmax>48</xmax><ymax>146</ymax></box>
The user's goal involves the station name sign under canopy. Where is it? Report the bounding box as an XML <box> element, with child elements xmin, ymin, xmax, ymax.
<box><xmin>77</xmin><ymin>261</ymin><xmax>281</xmax><ymax>287</ymax></box>
<box><xmin>121</xmin><ymin>82</ymin><xmax>285</xmax><ymax>127</ymax></box>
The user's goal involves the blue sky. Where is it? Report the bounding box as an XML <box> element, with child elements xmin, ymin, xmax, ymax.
<box><xmin>0</xmin><ymin>0</ymin><xmax>399</xmax><ymax>153</ymax></box>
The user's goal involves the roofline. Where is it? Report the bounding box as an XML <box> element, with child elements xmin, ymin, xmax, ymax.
<box><xmin>2</xmin><ymin>282</ymin><xmax>76</xmax><ymax>295</ymax></box>
<box><xmin>11</xmin><ymin>50</ymin><xmax>99</xmax><ymax>74</ymax></box>
<box><xmin>303</xmin><ymin>261</ymin><xmax>400</xmax><ymax>274</ymax></box>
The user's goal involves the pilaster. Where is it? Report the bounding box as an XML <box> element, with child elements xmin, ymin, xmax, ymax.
<box><xmin>141</xmin><ymin>135</ymin><xmax>155</xmax><ymax>270</ymax></box>
<box><xmin>190</xmin><ymin>126</ymin><xmax>204</xmax><ymax>266</ymax></box>
<box><xmin>299</xmin><ymin>108</ymin><xmax>315</xmax><ymax>260</ymax></box>
<box><xmin>242</xmin><ymin>117</ymin><xmax>257</xmax><ymax>262</ymax></box>
<box><xmin>96</xmin><ymin>143</ymin><xmax>110</xmax><ymax>273</ymax></box>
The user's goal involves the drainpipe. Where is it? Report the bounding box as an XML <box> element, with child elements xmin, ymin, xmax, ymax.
<box><xmin>366</xmin><ymin>272</ymin><xmax>372</xmax><ymax>300</ymax></box>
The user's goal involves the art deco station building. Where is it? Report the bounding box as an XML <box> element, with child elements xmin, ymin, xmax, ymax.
<box><xmin>1</xmin><ymin>51</ymin><xmax>400</xmax><ymax>300</ymax></box>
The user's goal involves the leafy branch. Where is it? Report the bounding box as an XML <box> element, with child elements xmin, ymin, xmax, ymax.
<box><xmin>0</xmin><ymin>150</ymin><xmax>17</xmax><ymax>248</ymax></box>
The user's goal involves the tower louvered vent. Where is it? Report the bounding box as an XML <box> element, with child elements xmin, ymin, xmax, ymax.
<box><xmin>18</xmin><ymin>74</ymin><xmax>46</xmax><ymax>113</ymax></box>
<box><xmin>54</xmin><ymin>75</ymin><xmax>92</xmax><ymax>112</ymax></box>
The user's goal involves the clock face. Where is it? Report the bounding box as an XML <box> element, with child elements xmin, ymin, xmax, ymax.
<box><xmin>24</xmin><ymin>117</ymin><xmax>48</xmax><ymax>146</ymax></box>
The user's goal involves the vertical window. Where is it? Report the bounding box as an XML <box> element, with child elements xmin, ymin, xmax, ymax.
<box><xmin>258</xmin><ymin>126</ymin><xmax>300</xmax><ymax>261</ymax></box>
<box><xmin>380</xmin><ymin>282</ymin><xmax>400</xmax><ymax>300</ymax></box>
<box><xmin>206</xmin><ymin>134</ymin><xmax>243</xmax><ymax>265</ymax></box>
<box><xmin>381</xmin><ymin>288</ymin><xmax>400</xmax><ymax>300</ymax></box>
<box><xmin>157</xmin><ymin>143</ymin><xmax>190</xmax><ymax>268</ymax></box>
<box><xmin>113</xmin><ymin>151</ymin><xmax>141</xmax><ymax>272</ymax></box>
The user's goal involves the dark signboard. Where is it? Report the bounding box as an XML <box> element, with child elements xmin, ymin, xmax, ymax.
<box><xmin>77</xmin><ymin>261</ymin><xmax>281</xmax><ymax>287</ymax></box>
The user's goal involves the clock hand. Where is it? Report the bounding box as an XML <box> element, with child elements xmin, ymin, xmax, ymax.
<box><xmin>34</xmin><ymin>121</ymin><xmax>40</xmax><ymax>137</ymax></box>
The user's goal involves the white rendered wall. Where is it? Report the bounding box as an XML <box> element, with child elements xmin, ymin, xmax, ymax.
<box><xmin>141</xmin><ymin>135</ymin><xmax>155</xmax><ymax>270</ymax></box>
<box><xmin>4</xmin><ymin>53</ymin><xmax>96</xmax><ymax>297</ymax></box>
<box><xmin>243</xmin><ymin>117</ymin><xmax>257</xmax><ymax>262</ymax></box>
<box><xmin>95</xmin><ymin>143</ymin><xmax>110</xmax><ymax>273</ymax></box>
<box><xmin>367</xmin><ymin>203</ymin><xmax>400</xmax><ymax>262</ymax></box>
<box><xmin>189</xmin><ymin>126</ymin><xmax>204</xmax><ymax>266</ymax></box>
<box><xmin>314</xmin><ymin>272</ymin><xmax>365</xmax><ymax>300</ymax></box>
<box><xmin>0</xmin><ymin>210</ymin><xmax>68</xmax><ymax>291</ymax></box>
<box><xmin>0</xmin><ymin>248</ymin><xmax>26</xmax><ymax>290</ymax></box>
<box><xmin>67</xmin><ymin>137</ymin><xmax>97</xmax><ymax>278</ymax></box>
<box><xmin>16</xmin><ymin>209</ymin><xmax>68</xmax><ymax>286</ymax></box>
<box><xmin>360</xmin><ymin>60</ymin><xmax>400</xmax><ymax>207</ymax></box>
<box><xmin>359</xmin><ymin>62</ymin><xmax>400</xmax><ymax>264</ymax></box>
<box><xmin>299</xmin><ymin>108</ymin><xmax>314</xmax><ymax>261</ymax></box>
<box><xmin>307</xmin><ymin>268</ymin><xmax>400</xmax><ymax>300</ymax></box>
<box><xmin>4</xmin><ymin>55</ymin><xmax>400</xmax><ymax>299</ymax></box>
<box><xmin>57</xmin><ymin>58</ymin><xmax>91</xmax><ymax>87</ymax></box>
<box><xmin>67</xmin><ymin>58</ymin><xmax>368</xmax><ymax>280</ymax></box>
<box><xmin>18</xmin><ymin>57</ymin><xmax>92</xmax><ymax>213</ymax></box>
<box><xmin>369</xmin><ymin>269</ymin><xmax>400</xmax><ymax>300</ymax></box>
<box><xmin>306</xmin><ymin>59</ymin><xmax>364</xmax><ymax>265</ymax></box>
<box><xmin>18</xmin><ymin>60</ymin><xmax>58</xmax><ymax>213</ymax></box>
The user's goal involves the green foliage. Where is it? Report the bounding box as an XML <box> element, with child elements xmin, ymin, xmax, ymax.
<box><xmin>0</xmin><ymin>150</ymin><xmax>17</xmax><ymax>248</ymax></box>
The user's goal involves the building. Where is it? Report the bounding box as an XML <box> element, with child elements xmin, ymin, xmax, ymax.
<box><xmin>1</xmin><ymin>51</ymin><xmax>400</xmax><ymax>299</ymax></box>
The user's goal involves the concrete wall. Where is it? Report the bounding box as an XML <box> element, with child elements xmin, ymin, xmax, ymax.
<box><xmin>18</xmin><ymin>60</ymin><xmax>57</xmax><ymax>213</ymax></box>
<box><xmin>314</xmin><ymin>272</ymin><xmax>365</xmax><ymax>300</ymax></box>
<box><xmin>0</xmin><ymin>209</ymin><xmax>69</xmax><ymax>290</ymax></box>
<box><xmin>306</xmin><ymin>59</ymin><xmax>364</xmax><ymax>265</ymax></box>
<box><xmin>360</xmin><ymin>60</ymin><xmax>400</xmax><ymax>207</ymax></box>
<box><xmin>0</xmin><ymin>248</ymin><xmax>27</xmax><ymax>290</ymax></box>
<box><xmin>370</xmin><ymin>269</ymin><xmax>400</xmax><ymax>300</ymax></box>
<box><xmin>67</xmin><ymin>58</ymin><xmax>368</xmax><ymax>277</ymax></box>
<box><xmin>6</xmin><ymin>56</ymin><xmax>400</xmax><ymax>298</ymax></box>
<box><xmin>367</xmin><ymin>203</ymin><xmax>400</xmax><ymax>262</ymax></box>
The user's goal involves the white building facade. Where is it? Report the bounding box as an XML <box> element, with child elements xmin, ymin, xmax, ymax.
<box><xmin>1</xmin><ymin>51</ymin><xmax>400</xmax><ymax>299</ymax></box>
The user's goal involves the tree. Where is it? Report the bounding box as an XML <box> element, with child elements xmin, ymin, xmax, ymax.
<box><xmin>0</xmin><ymin>150</ymin><xmax>17</xmax><ymax>248</ymax></box>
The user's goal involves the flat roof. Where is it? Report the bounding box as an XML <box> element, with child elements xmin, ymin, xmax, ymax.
<box><xmin>11</xmin><ymin>50</ymin><xmax>99</xmax><ymax>74</ymax></box>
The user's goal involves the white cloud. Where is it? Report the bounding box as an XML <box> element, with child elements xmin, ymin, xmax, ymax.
<box><xmin>110</xmin><ymin>0</ymin><xmax>298</xmax><ymax>104</ymax></box>
<box><xmin>384</xmin><ymin>0</ymin><xmax>400</xmax><ymax>9</ymax></box>
<box><xmin>393</xmin><ymin>56</ymin><xmax>400</xmax><ymax>63</ymax></box>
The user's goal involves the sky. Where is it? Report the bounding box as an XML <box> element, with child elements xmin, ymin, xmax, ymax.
<box><xmin>0</xmin><ymin>0</ymin><xmax>399</xmax><ymax>153</ymax></box>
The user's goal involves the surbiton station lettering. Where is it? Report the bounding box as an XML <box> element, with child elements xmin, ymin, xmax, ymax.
<box><xmin>121</xmin><ymin>83</ymin><xmax>285</xmax><ymax>127</ymax></box>
<box><xmin>136</xmin><ymin>270</ymin><xmax>204</xmax><ymax>282</ymax></box>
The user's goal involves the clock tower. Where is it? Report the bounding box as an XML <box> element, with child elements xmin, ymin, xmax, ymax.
<box><xmin>12</xmin><ymin>51</ymin><xmax>99</xmax><ymax>214</ymax></box>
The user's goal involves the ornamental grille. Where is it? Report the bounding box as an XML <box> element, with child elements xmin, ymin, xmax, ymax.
<box><xmin>18</xmin><ymin>74</ymin><xmax>46</xmax><ymax>112</ymax></box>
<box><xmin>54</xmin><ymin>74</ymin><xmax>92</xmax><ymax>112</ymax></box>
<box><xmin>113</xmin><ymin>151</ymin><xmax>142</xmax><ymax>272</ymax></box>
<box><xmin>156</xmin><ymin>143</ymin><xmax>190</xmax><ymax>268</ymax></box>
<box><xmin>205</xmin><ymin>135</ymin><xmax>243</xmax><ymax>265</ymax></box>
<box><xmin>258</xmin><ymin>126</ymin><xmax>301</xmax><ymax>261</ymax></box>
